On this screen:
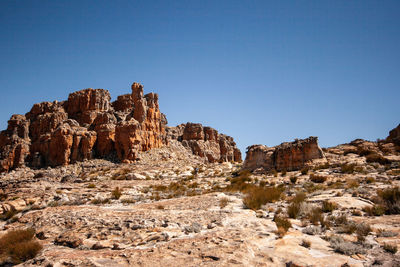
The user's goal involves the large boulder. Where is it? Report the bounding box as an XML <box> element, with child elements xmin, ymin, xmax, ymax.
<box><xmin>244</xmin><ymin>137</ymin><xmax>325</xmax><ymax>172</ymax></box>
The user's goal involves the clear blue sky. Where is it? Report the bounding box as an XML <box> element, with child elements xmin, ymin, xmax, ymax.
<box><xmin>1</xmin><ymin>0</ymin><xmax>399</xmax><ymax>155</ymax></box>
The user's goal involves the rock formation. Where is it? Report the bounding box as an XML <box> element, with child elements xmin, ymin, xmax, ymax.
<box><xmin>243</xmin><ymin>137</ymin><xmax>324</xmax><ymax>172</ymax></box>
<box><xmin>166</xmin><ymin>123</ymin><xmax>242</xmax><ymax>163</ymax></box>
<box><xmin>0</xmin><ymin>82</ymin><xmax>241</xmax><ymax>172</ymax></box>
<box><xmin>387</xmin><ymin>124</ymin><xmax>400</xmax><ymax>146</ymax></box>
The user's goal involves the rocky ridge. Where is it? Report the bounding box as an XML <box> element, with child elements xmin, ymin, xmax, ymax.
<box><xmin>243</xmin><ymin>136</ymin><xmax>325</xmax><ymax>172</ymax></box>
<box><xmin>0</xmin><ymin>83</ymin><xmax>241</xmax><ymax>172</ymax></box>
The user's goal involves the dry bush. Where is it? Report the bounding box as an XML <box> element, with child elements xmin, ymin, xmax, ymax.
<box><xmin>363</xmin><ymin>205</ymin><xmax>385</xmax><ymax>216</ymax></box>
<box><xmin>321</xmin><ymin>200</ymin><xmax>337</xmax><ymax>213</ymax></box>
<box><xmin>346</xmin><ymin>179</ymin><xmax>359</xmax><ymax>189</ymax></box>
<box><xmin>300</xmin><ymin>167</ymin><xmax>309</xmax><ymax>175</ymax></box>
<box><xmin>329</xmin><ymin>235</ymin><xmax>365</xmax><ymax>255</ymax></box>
<box><xmin>111</xmin><ymin>187</ymin><xmax>122</xmax><ymax>199</ymax></box>
<box><xmin>281</xmin><ymin>169</ymin><xmax>287</xmax><ymax>177</ymax></box>
<box><xmin>274</xmin><ymin>216</ymin><xmax>291</xmax><ymax>235</ymax></box>
<box><xmin>383</xmin><ymin>243</ymin><xmax>398</xmax><ymax>254</ymax></box>
<box><xmin>308</xmin><ymin>207</ymin><xmax>324</xmax><ymax>226</ymax></box>
<box><xmin>219</xmin><ymin>197</ymin><xmax>229</xmax><ymax>209</ymax></box>
<box><xmin>378</xmin><ymin>186</ymin><xmax>400</xmax><ymax>214</ymax></box>
<box><xmin>87</xmin><ymin>183</ymin><xmax>96</xmax><ymax>188</ymax></box>
<box><xmin>301</xmin><ymin>239</ymin><xmax>311</xmax><ymax>248</ymax></box>
<box><xmin>290</xmin><ymin>176</ymin><xmax>297</xmax><ymax>184</ymax></box>
<box><xmin>243</xmin><ymin>186</ymin><xmax>282</xmax><ymax>210</ymax></box>
<box><xmin>340</xmin><ymin>163</ymin><xmax>356</xmax><ymax>174</ymax></box>
<box><xmin>365</xmin><ymin>177</ymin><xmax>376</xmax><ymax>184</ymax></box>
<box><xmin>0</xmin><ymin>228</ymin><xmax>42</xmax><ymax>265</ymax></box>
<box><xmin>287</xmin><ymin>192</ymin><xmax>307</xmax><ymax>219</ymax></box>
<box><xmin>310</xmin><ymin>174</ymin><xmax>327</xmax><ymax>183</ymax></box>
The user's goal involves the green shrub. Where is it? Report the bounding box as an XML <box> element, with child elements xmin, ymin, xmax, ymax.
<box><xmin>87</xmin><ymin>183</ymin><xmax>96</xmax><ymax>188</ymax></box>
<box><xmin>0</xmin><ymin>228</ymin><xmax>42</xmax><ymax>265</ymax></box>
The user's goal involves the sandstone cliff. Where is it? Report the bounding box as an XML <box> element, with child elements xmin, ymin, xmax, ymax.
<box><xmin>0</xmin><ymin>82</ymin><xmax>241</xmax><ymax>172</ymax></box>
<box><xmin>243</xmin><ymin>137</ymin><xmax>324</xmax><ymax>171</ymax></box>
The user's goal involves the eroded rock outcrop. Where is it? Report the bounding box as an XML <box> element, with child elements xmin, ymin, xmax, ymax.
<box><xmin>244</xmin><ymin>137</ymin><xmax>324</xmax><ymax>171</ymax></box>
<box><xmin>387</xmin><ymin>124</ymin><xmax>400</xmax><ymax>146</ymax></box>
<box><xmin>166</xmin><ymin>123</ymin><xmax>242</xmax><ymax>163</ymax></box>
<box><xmin>0</xmin><ymin>82</ymin><xmax>241</xmax><ymax>172</ymax></box>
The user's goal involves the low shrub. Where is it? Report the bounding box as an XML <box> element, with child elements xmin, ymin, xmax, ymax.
<box><xmin>301</xmin><ymin>239</ymin><xmax>311</xmax><ymax>248</ymax></box>
<box><xmin>219</xmin><ymin>197</ymin><xmax>229</xmax><ymax>209</ymax></box>
<box><xmin>111</xmin><ymin>187</ymin><xmax>122</xmax><ymax>199</ymax></box>
<box><xmin>0</xmin><ymin>228</ymin><xmax>42</xmax><ymax>265</ymax></box>
<box><xmin>274</xmin><ymin>216</ymin><xmax>291</xmax><ymax>233</ymax></box>
<box><xmin>243</xmin><ymin>186</ymin><xmax>282</xmax><ymax>210</ymax></box>
<box><xmin>310</xmin><ymin>174</ymin><xmax>327</xmax><ymax>183</ymax></box>
<box><xmin>329</xmin><ymin>235</ymin><xmax>365</xmax><ymax>255</ymax></box>
<box><xmin>281</xmin><ymin>169</ymin><xmax>287</xmax><ymax>177</ymax></box>
<box><xmin>365</xmin><ymin>177</ymin><xmax>376</xmax><ymax>184</ymax></box>
<box><xmin>87</xmin><ymin>183</ymin><xmax>96</xmax><ymax>188</ymax></box>
<box><xmin>287</xmin><ymin>192</ymin><xmax>307</xmax><ymax>219</ymax></box>
<box><xmin>290</xmin><ymin>176</ymin><xmax>297</xmax><ymax>184</ymax></box>
<box><xmin>300</xmin><ymin>167</ymin><xmax>309</xmax><ymax>175</ymax></box>
<box><xmin>341</xmin><ymin>163</ymin><xmax>356</xmax><ymax>174</ymax></box>
<box><xmin>378</xmin><ymin>186</ymin><xmax>400</xmax><ymax>214</ymax></box>
<box><xmin>288</xmin><ymin>202</ymin><xmax>301</xmax><ymax>219</ymax></box>
<box><xmin>383</xmin><ymin>243</ymin><xmax>398</xmax><ymax>254</ymax></box>
<box><xmin>308</xmin><ymin>207</ymin><xmax>324</xmax><ymax>226</ymax></box>
<box><xmin>363</xmin><ymin>205</ymin><xmax>385</xmax><ymax>216</ymax></box>
<box><xmin>321</xmin><ymin>200</ymin><xmax>337</xmax><ymax>213</ymax></box>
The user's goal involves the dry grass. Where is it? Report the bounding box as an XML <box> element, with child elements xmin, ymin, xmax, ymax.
<box><xmin>0</xmin><ymin>228</ymin><xmax>42</xmax><ymax>265</ymax></box>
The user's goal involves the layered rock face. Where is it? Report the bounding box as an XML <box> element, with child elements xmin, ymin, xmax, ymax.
<box><xmin>0</xmin><ymin>82</ymin><xmax>241</xmax><ymax>172</ymax></box>
<box><xmin>166</xmin><ymin>123</ymin><xmax>242</xmax><ymax>163</ymax></box>
<box><xmin>244</xmin><ymin>137</ymin><xmax>324</xmax><ymax>171</ymax></box>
